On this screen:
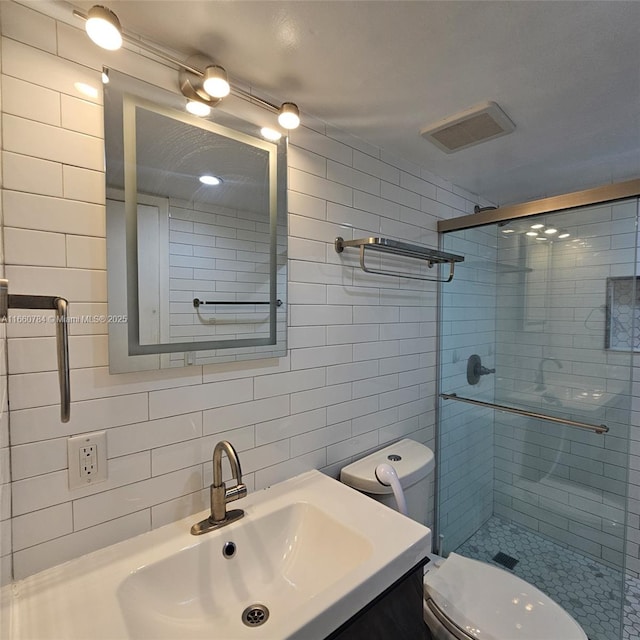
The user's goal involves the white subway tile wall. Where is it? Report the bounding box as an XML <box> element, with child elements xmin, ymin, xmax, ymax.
<box><xmin>493</xmin><ymin>201</ymin><xmax>637</xmax><ymax>572</ymax></box>
<box><xmin>437</xmin><ymin>226</ymin><xmax>498</xmax><ymax>554</ymax></box>
<box><xmin>441</xmin><ymin>202</ymin><xmax>640</xmax><ymax>574</ymax></box>
<box><xmin>0</xmin><ymin>29</ymin><xmax>11</xmax><ymax>587</ymax></box>
<box><xmin>0</xmin><ymin>1</ymin><xmax>478</xmax><ymax>581</ymax></box>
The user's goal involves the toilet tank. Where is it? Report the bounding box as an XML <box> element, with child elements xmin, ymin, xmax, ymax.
<box><xmin>340</xmin><ymin>439</ymin><xmax>435</xmax><ymax>527</ymax></box>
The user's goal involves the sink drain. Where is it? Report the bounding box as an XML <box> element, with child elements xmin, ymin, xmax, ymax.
<box><xmin>242</xmin><ymin>604</ymin><xmax>269</xmax><ymax>627</ymax></box>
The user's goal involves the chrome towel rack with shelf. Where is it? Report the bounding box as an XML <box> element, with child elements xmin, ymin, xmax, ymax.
<box><xmin>334</xmin><ymin>236</ymin><xmax>464</xmax><ymax>283</ymax></box>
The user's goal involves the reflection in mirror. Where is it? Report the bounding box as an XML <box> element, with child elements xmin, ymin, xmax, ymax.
<box><xmin>105</xmin><ymin>70</ymin><xmax>287</xmax><ymax>373</ymax></box>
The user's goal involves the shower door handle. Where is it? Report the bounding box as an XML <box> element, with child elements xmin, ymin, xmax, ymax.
<box><xmin>440</xmin><ymin>393</ymin><xmax>608</xmax><ymax>435</ymax></box>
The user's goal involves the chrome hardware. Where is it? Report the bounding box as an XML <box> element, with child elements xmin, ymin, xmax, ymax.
<box><xmin>440</xmin><ymin>393</ymin><xmax>608</xmax><ymax>434</ymax></box>
<box><xmin>0</xmin><ymin>279</ymin><xmax>71</xmax><ymax>422</ymax></box>
<box><xmin>191</xmin><ymin>440</ymin><xmax>247</xmax><ymax>535</ymax></box>
<box><xmin>242</xmin><ymin>604</ymin><xmax>269</xmax><ymax>627</ymax></box>
<box><xmin>534</xmin><ymin>357</ymin><xmax>563</xmax><ymax>391</ymax></box>
<box><xmin>335</xmin><ymin>236</ymin><xmax>464</xmax><ymax>283</ymax></box>
<box><xmin>467</xmin><ymin>354</ymin><xmax>496</xmax><ymax>385</ymax></box>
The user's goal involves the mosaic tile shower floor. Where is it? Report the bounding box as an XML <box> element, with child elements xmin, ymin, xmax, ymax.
<box><xmin>455</xmin><ymin>516</ymin><xmax>640</xmax><ymax>640</ymax></box>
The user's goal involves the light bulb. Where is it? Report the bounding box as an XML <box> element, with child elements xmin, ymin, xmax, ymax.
<box><xmin>186</xmin><ymin>100</ymin><xmax>211</xmax><ymax>117</ymax></box>
<box><xmin>530</xmin><ymin>223</ymin><xmax>544</xmax><ymax>229</ymax></box>
<box><xmin>544</xmin><ymin>226</ymin><xmax>558</xmax><ymax>235</ymax></box>
<box><xmin>199</xmin><ymin>175</ymin><xmax>222</xmax><ymax>186</ymax></box>
<box><xmin>526</xmin><ymin>231</ymin><xmax>538</xmax><ymax>237</ymax></box>
<box><xmin>202</xmin><ymin>66</ymin><xmax>230</xmax><ymax>99</ymax></box>
<box><xmin>260</xmin><ymin>127</ymin><xmax>282</xmax><ymax>141</ymax></box>
<box><xmin>278</xmin><ymin>102</ymin><xmax>300</xmax><ymax>129</ymax></box>
<box><xmin>85</xmin><ymin>5</ymin><xmax>123</xmax><ymax>51</ymax></box>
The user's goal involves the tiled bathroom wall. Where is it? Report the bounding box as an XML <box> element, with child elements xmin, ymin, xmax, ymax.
<box><xmin>167</xmin><ymin>201</ymin><xmax>272</xmax><ymax>346</ymax></box>
<box><xmin>0</xmin><ymin>34</ymin><xmax>11</xmax><ymax>587</ymax></box>
<box><xmin>437</xmin><ymin>226</ymin><xmax>498</xmax><ymax>554</ymax></box>
<box><xmin>493</xmin><ymin>201</ymin><xmax>637</xmax><ymax>571</ymax></box>
<box><xmin>0</xmin><ymin>1</ymin><xmax>484</xmax><ymax>581</ymax></box>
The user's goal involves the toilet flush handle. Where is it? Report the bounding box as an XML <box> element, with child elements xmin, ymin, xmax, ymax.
<box><xmin>375</xmin><ymin>463</ymin><xmax>408</xmax><ymax>516</ymax></box>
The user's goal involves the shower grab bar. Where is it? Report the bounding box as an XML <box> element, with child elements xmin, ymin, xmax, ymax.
<box><xmin>440</xmin><ymin>393</ymin><xmax>608</xmax><ymax>435</ymax></box>
<box><xmin>0</xmin><ymin>280</ymin><xmax>71</xmax><ymax>423</ymax></box>
<box><xmin>335</xmin><ymin>237</ymin><xmax>464</xmax><ymax>283</ymax></box>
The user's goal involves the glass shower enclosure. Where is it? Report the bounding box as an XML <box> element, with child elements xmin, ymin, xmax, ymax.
<box><xmin>436</xmin><ymin>190</ymin><xmax>639</xmax><ymax>640</ymax></box>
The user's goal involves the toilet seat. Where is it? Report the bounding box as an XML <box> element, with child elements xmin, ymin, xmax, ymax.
<box><xmin>423</xmin><ymin>553</ymin><xmax>587</xmax><ymax>640</ymax></box>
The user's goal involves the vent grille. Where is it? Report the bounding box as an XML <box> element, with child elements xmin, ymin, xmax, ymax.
<box><xmin>421</xmin><ymin>101</ymin><xmax>515</xmax><ymax>153</ymax></box>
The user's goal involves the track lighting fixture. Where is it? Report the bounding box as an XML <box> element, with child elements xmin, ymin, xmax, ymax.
<box><xmin>85</xmin><ymin>5</ymin><xmax>122</xmax><ymax>50</ymax></box>
<box><xmin>202</xmin><ymin>66</ymin><xmax>230</xmax><ymax>99</ymax></box>
<box><xmin>278</xmin><ymin>102</ymin><xmax>301</xmax><ymax>130</ymax></box>
<box><xmin>74</xmin><ymin>5</ymin><xmax>301</xmax><ymax>129</ymax></box>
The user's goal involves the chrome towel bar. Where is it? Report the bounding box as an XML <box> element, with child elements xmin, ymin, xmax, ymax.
<box><xmin>335</xmin><ymin>236</ymin><xmax>464</xmax><ymax>283</ymax></box>
<box><xmin>193</xmin><ymin>299</ymin><xmax>283</xmax><ymax>308</ymax></box>
<box><xmin>0</xmin><ymin>280</ymin><xmax>71</xmax><ymax>423</ymax></box>
<box><xmin>440</xmin><ymin>393</ymin><xmax>608</xmax><ymax>435</ymax></box>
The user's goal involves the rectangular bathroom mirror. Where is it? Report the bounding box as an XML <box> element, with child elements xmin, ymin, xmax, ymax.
<box><xmin>105</xmin><ymin>69</ymin><xmax>287</xmax><ymax>373</ymax></box>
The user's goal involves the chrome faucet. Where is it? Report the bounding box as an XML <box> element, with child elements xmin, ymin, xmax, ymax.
<box><xmin>191</xmin><ymin>440</ymin><xmax>247</xmax><ymax>535</ymax></box>
<box><xmin>534</xmin><ymin>358</ymin><xmax>563</xmax><ymax>391</ymax></box>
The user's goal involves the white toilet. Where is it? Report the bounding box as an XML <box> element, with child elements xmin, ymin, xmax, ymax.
<box><xmin>340</xmin><ymin>439</ymin><xmax>588</xmax><ymax>640</ymax></box>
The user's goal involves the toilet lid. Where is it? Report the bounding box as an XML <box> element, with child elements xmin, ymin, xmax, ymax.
<box><xmin>424</xmin><ymin>553</ymin><xmax>587</xmax><ymax>640</ymax></box>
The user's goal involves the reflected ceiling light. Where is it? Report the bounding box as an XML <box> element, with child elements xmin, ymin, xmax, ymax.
<box><xmin>85</xmin><ymin>5</ymin><xmax>122</xmax><ymax>50</ymax></box>
<box><xmin>101</xmin><ymin>68</ymin><xmax>110</xmax><ymax>84</ymax></box>
<box><xmin>260</xmin><ymin>127</ymin><xmax>282</xmax><ymax>142</ymax></box>
<box><xmin>525</xmin><ymin>231</ymin><xmax>538</xmax><ymax>237</ymax></box>
<box><xmin>202</xmin><ymin>65</ymin><xmax>230</xmax><ymax>99</ymax></box>
<box><xmin>74</xmin><ymin>82</ymin><xmax>99</xmax><ymax>99</ymax></box>
<box><xmin>76</xmin><ymin>6</ymin><xmax>301</xmax><ymax>129</ymax></box>
<box><xmin>186</xmin><ymin>100</ymin><xmax>211</xmax><ymax>117</ymax></box>
<box><xmin>530</xmin><ymin>223</ymin><xmax>544</xmax><ymax>229</ymax></box>
<box><xmin>199</xmin><ymin>175</ymin><xmax>222</xmax><ymax>186</ymax></box>
<box><xmin>558</xmin><ymin>230</ymin><xmax>571</xmax><ymax>239</ymax></box>
<box><xmin>501</xmin><ymin>228</ymin><xmax>515</xmax><ymax>234</ymax></box>
<box><xmin>535</xmin><ymin>236</ymin><xmax>548</xmax><ymax>240</ymax></box>
<box><xmin>544</xmin><ymin>226</ymin><xmax>558</xmax><ymax>235</ymax></box>
<box><xmin>278</xmin><ymin>102</ymin><xmax>300</xmax><ymax>129</ymax></box>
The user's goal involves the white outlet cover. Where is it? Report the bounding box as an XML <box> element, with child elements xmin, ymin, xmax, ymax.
<box><xmin>68</xmin><ymin>431</ymin><xmax>108</xmax><ymax>490</ymax></box>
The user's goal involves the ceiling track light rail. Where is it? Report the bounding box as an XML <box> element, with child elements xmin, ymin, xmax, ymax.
<box><xmin>73</xmin><ymin>5</ymin><xmax>301</xmax><ymax>129</ymax></box>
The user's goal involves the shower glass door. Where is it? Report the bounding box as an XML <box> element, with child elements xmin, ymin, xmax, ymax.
<box><xmin>437</xmin><ymin>197</ymin><xmax>638</xmax><ymax>640</ymax></box>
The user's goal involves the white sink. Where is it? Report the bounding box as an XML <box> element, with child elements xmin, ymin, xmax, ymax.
<box><xmin>118</xmin><ymin>502</ymin><xmax>373</xmax><ymax>637</ymax></box>
<box><xmin>2</xmin><ymin>470</ymin><xmax>431</xmax><ymax>639</ymax></box>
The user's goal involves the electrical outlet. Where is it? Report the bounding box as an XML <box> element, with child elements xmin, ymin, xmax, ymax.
<box><xmin>68</xmin><ymin>431</ymin><xmax>108</xmax><ymax>489</ymax></box>
<box><xmin>80</xmin><ymin>444</ymin><xmax>98</xmax><ymax>478</ymax></box>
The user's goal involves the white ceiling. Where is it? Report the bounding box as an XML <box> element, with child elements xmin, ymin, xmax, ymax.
<box><xmin>78</xmin><ymin>0</ymin><xmax>640</xmax><ymax>205</ymax></box>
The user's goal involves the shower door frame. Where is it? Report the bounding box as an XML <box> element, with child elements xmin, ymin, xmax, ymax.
<box><xmin>434</xmin><ymin>177</ymin><xmax>640</xmax><ymax>555</ymax></box>
<box><xmin>438</xmin><ymin>178</ymin><xmax>640</xmax><ymax>233</ymax></box>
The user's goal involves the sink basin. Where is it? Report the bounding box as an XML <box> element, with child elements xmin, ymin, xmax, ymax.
<box><xmin>118</xmin><ymin>501</ymin><xmax>373</xmax><ymax>637</ymax></box>
<box><xmin>2</xmin><ymin>469</ymin><xmax>431</xmax><ymax>639</ymax></box>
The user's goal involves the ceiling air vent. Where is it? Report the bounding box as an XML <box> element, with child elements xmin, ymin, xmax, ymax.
<box><xmin>420</xmin><ymin>101</ymin><xmax>515</xmax><ymax>153</ymax></box>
